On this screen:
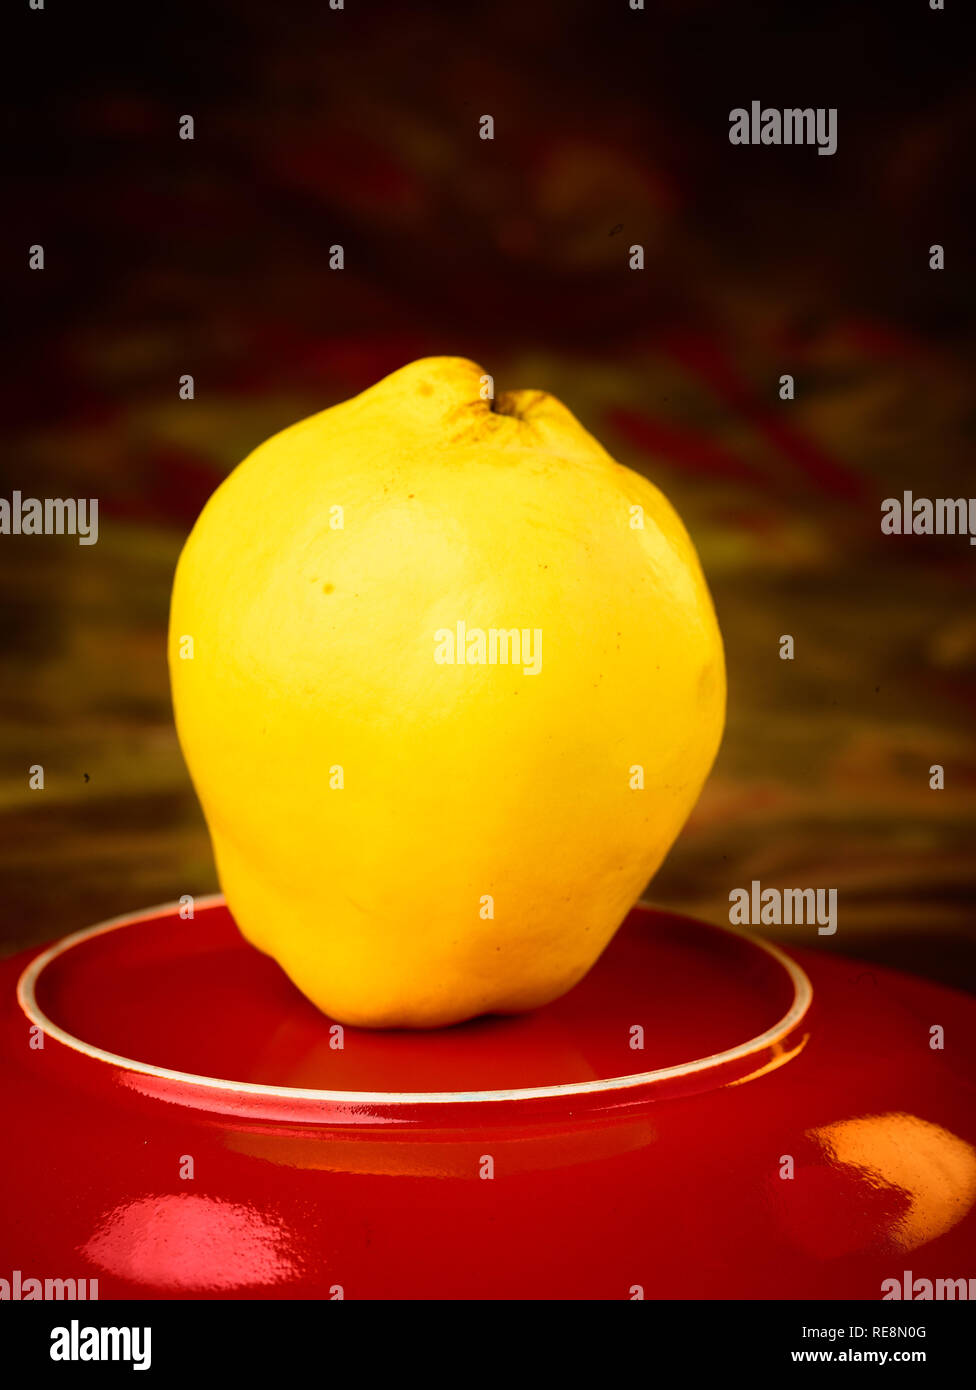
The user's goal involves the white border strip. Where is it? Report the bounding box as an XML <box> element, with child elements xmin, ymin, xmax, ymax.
<box><xmin>17</xmin><ymin>897</ymin><xmax>813</xmax><ymax>1107</ymax></box>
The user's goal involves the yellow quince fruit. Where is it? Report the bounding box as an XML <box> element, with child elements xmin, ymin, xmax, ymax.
<box><xmin>169</xmin><ymin>358</ymin><xmax>725</xmax><ymax>1027</ymax></box>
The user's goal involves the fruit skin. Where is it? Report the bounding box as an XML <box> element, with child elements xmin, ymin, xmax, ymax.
<box><xmin>168</xmin><ymin>357</ymin><xmax>725</xmax><ymax>1028</ymax></box>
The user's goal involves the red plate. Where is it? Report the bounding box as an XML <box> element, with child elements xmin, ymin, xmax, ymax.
<box><xmin>2</xmin><ymin>898</ymin><xmax>975</xmax><ymax>1299</ymax></box>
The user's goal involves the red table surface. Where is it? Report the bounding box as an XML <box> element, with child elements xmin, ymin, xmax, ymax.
<box><xmin>2</xmin><ymin>901</ymin><xmax>975</xmax><ymax>1300</ymax></box>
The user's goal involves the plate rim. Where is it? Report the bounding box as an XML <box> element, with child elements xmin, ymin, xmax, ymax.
<box><xmin>16</xmin><ymin>895</ymin><xmax>813</xmax><ymax>1109</ymax></box>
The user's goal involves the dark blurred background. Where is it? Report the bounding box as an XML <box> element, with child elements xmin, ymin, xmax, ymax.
<box><xmin>2</xmin><ymin>0</ymin><xmax>974</xmax><ymax>987</ymax></box>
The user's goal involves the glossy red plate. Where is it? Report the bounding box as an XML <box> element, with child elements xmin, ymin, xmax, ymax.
<box><xmin>2</xmin><ymin>898</ymin><xmax>975</xmax><ymax>1299</ymax></box>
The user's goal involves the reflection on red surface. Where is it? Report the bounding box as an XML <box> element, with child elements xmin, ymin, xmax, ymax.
<box><xmin>82</xmin><ymin>1194</ymin><xmax>304</xmax><ymax>1293</ymax></box>
<box><xmin>811</xmin><ymin>1113</ymin><xmax>976</xmax><ymax>1252</ymax></box>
